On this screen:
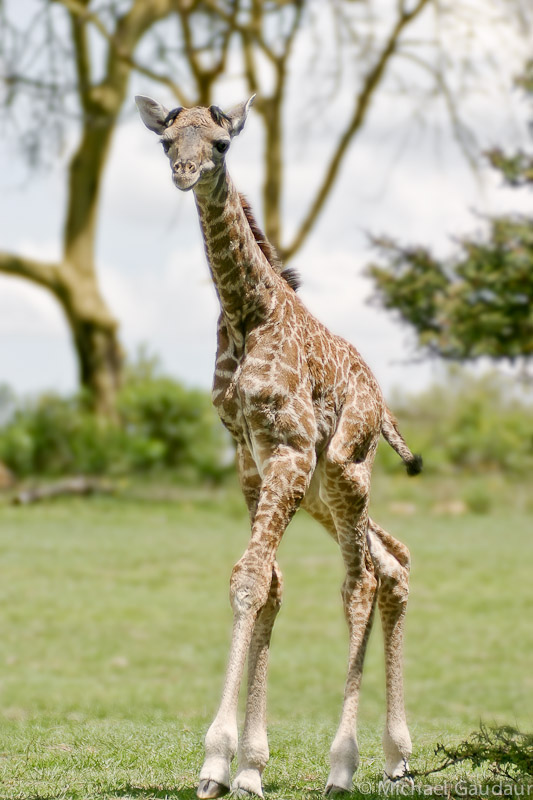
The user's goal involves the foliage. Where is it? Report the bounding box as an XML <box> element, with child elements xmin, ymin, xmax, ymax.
<box><xmin>375</xmin><ymin>367</ymin><xmax>533</xmax><ymax>475</ymax></box>
<box><xmin>369</xmin><ymin>217</ymin><xmax>533</xmax><ymax>363</ymax></box>
<box><xmin>0</xmin><ymin>383</ymin><xmax>15</xmax><ymax>426</ymax></box>
<box><xmin>118</xmin><ymin>355</ymin><xmax>230</xmax><ymax>481</ymax></box>
<box><xmin>419</xmin><ymin>724</ymin><xmax>533</xmax><ymax>784</ymax></box>
<box><xmin>2</xmin><ymin>365</ymin><xmax>533</xmax><ymax>480</ymax></box>
<box><xmin>369</xmin><ymin>62</ymin><xmax>533</xmax><ymax>368</ymax></box>
<box><xmin>0</xmin><ymin>358</ymin><xmax>231</xmax><ymax>482</ymax></box>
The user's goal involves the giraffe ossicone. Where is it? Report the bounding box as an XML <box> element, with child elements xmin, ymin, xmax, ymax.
<box><xmin>135</xmin><ymin>94</ymin><xmax>422</xmax><ymax>798</ymax></box>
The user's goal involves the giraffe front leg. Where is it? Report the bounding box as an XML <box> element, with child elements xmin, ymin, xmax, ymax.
<box><xmin>197</xmin><ymin>445</ymin><xmax>263</xmax><ymax>799</ymax></box>
<box><xmin>232</xmin><ymin>562</ymin><xmax>283</xmax><ymax>798</ymax></box>
<box><xmin>198</xmin><ymin>443</ymin><xmax>314</xmax><ymax>800</ymax></box>
<box><xmin>197</xmin><ymin>603</ymin><xmax>251</xmax><ymax>798</ymax></box>
<box><xmin>231</xmin><ymin>447</ymin><xmax>280</xmax><ymax>797</ymax></box>
<box><xmin>198</xmin><ymin>552</ymin><xmax>274</xmax><ymax>799</ymax></box>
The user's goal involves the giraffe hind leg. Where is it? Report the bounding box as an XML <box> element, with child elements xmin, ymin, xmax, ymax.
<box><xmin>326</xmin><ymin>559</ymin><xmax>378</xmax><ymax>795</ymax></box>
<box><xmin>320</xmin><ymin>455</ymin><xmax>378</xmax><ymax>795</ymax></box>
<box><xmin>367</xmin><ymin>518</ymin><xmax>413</xmax><ymax>783</ymax></box>
<box><xmin>304</xmin><ymin>484</ymin><xmax>412</xmax><ymax>790</ymax></box>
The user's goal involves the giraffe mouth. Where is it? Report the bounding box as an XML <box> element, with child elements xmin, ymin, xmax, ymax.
<box><xmin>173</xmin><ymin>172</ymin><xmax>201</xmax><ymax>191</ymax></box>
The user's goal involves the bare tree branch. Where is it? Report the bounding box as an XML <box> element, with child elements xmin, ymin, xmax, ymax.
<box><xmin>53</xmin><ymin>0</ymin><xmax>191</xmax><ymax>104</ymax></box>
<box><xmin>0</xmin><ymin>251</ymin><xmax>62</xmax><ymax>291</ymax></box>
<box><xmin>52</xmin><ymin>0</ymin><xmax>112</xmax><ymax>44</ymax></box>
<box><xmin>398</xmin><ymin>49</ymin><xmax>479</xmax><ymax>172</ymax></box>
<box><xmin>68</xmin><ymin>0</ymin><xmax>93</xmax><ymax>112</ymax></box>
<box><xmin>281</xmin><ymin>0</ymin><xmax>432</xmax><ymax>261</ymax></box>
<box><xmin>201</xmin><ymin>0</ymin><xmax>278</xmax><ymax>65</ymax></box>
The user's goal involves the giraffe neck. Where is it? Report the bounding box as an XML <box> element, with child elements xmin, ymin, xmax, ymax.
<box><xmin>194</xmin><ymin>171</ymin><xmax>276</xmax><ymax>339</ymax></box>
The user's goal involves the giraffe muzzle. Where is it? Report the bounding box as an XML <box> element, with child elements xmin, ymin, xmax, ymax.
<box><xmin>173</xmin><ymin>160</ymin><xmax>200</xmax><ymax>191</ymax></box>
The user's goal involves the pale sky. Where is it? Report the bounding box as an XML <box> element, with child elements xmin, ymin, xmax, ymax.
<box><xmin>0</xmin><ymin>1</ymin><xmax>531</xmax><ymax>400</ymax></box>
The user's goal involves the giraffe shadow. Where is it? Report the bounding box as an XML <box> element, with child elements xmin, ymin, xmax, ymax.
<box><xmin>104</xmin><ymin>781</ymin><xmax>371</xmax><ymax>799</ymax></box>
<box><xmin>105</xmin><ymin>784</ymin><xmax>197</xmax><ymax>800</ymax></box>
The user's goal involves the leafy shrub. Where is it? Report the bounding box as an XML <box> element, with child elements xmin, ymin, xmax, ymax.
<box><xmin>118</xmin><ymin>364</ymin><xmax>229</xmax><ymax>480</ymax></box>
<box><xmin>415</xmin><ymin>723</ymin><xmax>533</xmax><ymax>784</ymax></box>
<box><xmin>0</xmin><ymin>357</ymin><xmax>232</xmax><ymax>482</ymax></box>
<box><xmin>376</xmin><ymin>367</ymin><xmax>533</xmax><ymax>475</ymax></box>
<box><xmin>461</xmin><ymin>483</ymin><xmax>493</xmax><ymax>514</ymax></box>
<box><xmin>2</xmin><ymin>363</ymin><xmax>532</xmax><ymax>481</ymax></box>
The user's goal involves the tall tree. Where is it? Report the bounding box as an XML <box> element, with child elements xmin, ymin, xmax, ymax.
<box><xmin>1</xmin><ymin>0</ymin><xmax>182</xmax><ymax>416</ymax></box>
<box><xmin>369</xmin><ymin>63</ymin><xmax>533</xmax><ymax>375</ymax></box>
<box><xmin>1</xmin><ymin>1</ymin><xmax>531</xmax><ymax>413</ymax></box>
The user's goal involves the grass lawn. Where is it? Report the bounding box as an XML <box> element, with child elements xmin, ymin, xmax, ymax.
<box><xmin>0</xmin><ymin>474</ymin><xmax>531</xmax><ymax>798</ymax></box>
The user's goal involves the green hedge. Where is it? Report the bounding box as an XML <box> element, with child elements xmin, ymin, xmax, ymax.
<box><xmin>1</xmin><ymin>363</ymin><xmax>531</xmax><ymax>480</ymax></box>
<box><xmin>376</xmin><ymin>367</ymin><xmax>533</xmax><ymax>475</ymax></box>
<box><xmin>0</xmin><ymin>359</ymin><xmax>231</xmax><ymax>482</ymax></box>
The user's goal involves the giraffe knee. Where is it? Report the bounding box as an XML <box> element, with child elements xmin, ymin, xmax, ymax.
<box><xmin>367</xmin><ymin>524</ymin><xmax>410</xmax><ymax>604</ymax></box>
<box><xmin>230</xmin><ymin>555</ymin><xmax>273</xmax><ymax>615</ymax></box>
<box><xmin>342</xmin><ymin>568</ymin><xmax>377</xmax><ymax>623</ymax></box>
<box><xmin>379</xmin><ymin>570</ymin><xmax>409</xmax><ymax>609</ymax></box>
<box><xmin>383</xmin><ymin>545</ymin><xmax>410</xmax><ymax>604</ymax></box>
<box><xmin>342</xmin><ymin>567</ymin><xmax>377</xmax><ymax>598</ymax></box>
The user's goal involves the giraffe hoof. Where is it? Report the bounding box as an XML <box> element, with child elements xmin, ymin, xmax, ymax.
<box><xmin>197</xmin><ymin>779</ymin><xmax>231</xmax><ymax>799</ymax></box>
<box><xmin>383</xmin><ymin>757</ymin><xmax>414</xmax><ymax>789</ymax></box>
<box><xmin>231</xmin><ymin>768</ymin><xmax>264</xmax><ymax>798</ymax></box>
<box><xmin>325</xmin><ymin>784</ymin><xmax>350</xmax><ymax>797</ymax></box>
<box><xmin>231</xmin><ymin>789</ymin><xmax>260</xmax><ymax>799</ymax></box>
<box><xmin>383</xmin><ymin>773</ymin><xmax>414</xmax><ymax>790</ymax></box>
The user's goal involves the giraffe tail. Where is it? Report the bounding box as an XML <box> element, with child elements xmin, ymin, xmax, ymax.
<box><xmin>381</xmin><ymin>406</ymin><xmax>423</xmax><ymax>476</ymax></box>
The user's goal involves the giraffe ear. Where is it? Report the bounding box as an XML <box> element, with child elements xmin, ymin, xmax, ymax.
<box><xmin>224</xmin><ymin>95</ymin><xmax>256</xmax><ymax>137</ymax></box>
<box><xmin>135</xmin><ymin>95</ymin><xmax>170</xmax><ymax>134</ymax></box>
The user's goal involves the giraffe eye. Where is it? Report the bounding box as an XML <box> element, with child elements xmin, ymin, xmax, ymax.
<box><xmin>161</xmin><ymin>140</ymin><xmax>171</xmax><ymax>154</ymax></box>
<box><xmin>215</xmin><ymin>140</ymin><xmax>229</xmax><ymax>154</ymax></box>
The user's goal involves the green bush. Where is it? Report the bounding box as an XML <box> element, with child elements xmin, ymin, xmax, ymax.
<box><xmin>118</xmin><ymin>367</ymin><xmax>229</xmax><ymax>480</ymax></box>
<box><xmin>375</xmin><ymin>367</ymin><xmax>533</xmax><ymax>475</ymax></box>
<box><xmin>2</xmin><ymin>363</ymin><xmax>532</xmax><ymax>481</ymax></box>
<box><xmin>0</xmin><ymin>357</ymin><xmax>232</xmax><ymax>482</ymax></box>
<box><xmin>462</xmin><ymin>483</ymin><xmax>493</xmax><ymax>514</ymax></box>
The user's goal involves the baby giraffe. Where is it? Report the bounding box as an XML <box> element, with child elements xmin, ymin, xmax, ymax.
<box><xmin>136</xmin><ymin>94</ymin><xmax>421</xmax><ymax>798</ymax></box>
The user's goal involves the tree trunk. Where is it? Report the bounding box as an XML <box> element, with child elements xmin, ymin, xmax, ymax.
<box><xmin>58</xmin><ymin>272</ymin><xmax>123</xmax><ymax>418</ymax></box>
<box><xmin>60</xmin><ymin>106</ymin><xmax>124</xmax><ymax>417</ymax></box>
<box><xmin>72</xmin><ymin>321</ymin><xmax>122</xmax><ymax>418</ymax></box>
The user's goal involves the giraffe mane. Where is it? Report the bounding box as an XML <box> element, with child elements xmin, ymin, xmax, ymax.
<box><xmin>239</xmin><ymin>194</ymin><xmax>301</xmax><ymax>292</ymax></box>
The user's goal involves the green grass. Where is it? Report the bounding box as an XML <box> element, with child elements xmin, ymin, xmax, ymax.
<box><xmin>0</xmin><ymin>475</ymin><xmax>531</xmax><ymax>798</ymax></box>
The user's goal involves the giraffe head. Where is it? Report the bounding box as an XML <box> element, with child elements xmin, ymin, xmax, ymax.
<box><xmin>135</xmin><ymin>95</ymin><xmax>255</xmax><ymax>192</ymax></box>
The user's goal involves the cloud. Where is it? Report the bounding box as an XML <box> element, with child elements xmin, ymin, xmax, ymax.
<box><xmin>0</xmin><ymin>14</ymin><xmax>530</xmax><ymax>398</ymax></box>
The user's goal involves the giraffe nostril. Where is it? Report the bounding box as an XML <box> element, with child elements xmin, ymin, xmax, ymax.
<box><xmin>174</xmin><ymin>160</ymin><xmax>198</xmax><ymax>175</ymax></box>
